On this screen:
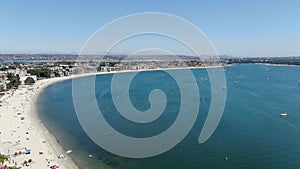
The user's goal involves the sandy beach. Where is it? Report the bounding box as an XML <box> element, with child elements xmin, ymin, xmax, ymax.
<box><xmin>0</xmin><ymin>70</ymin><xmax>116</xmax><ymax>168</ymax></box>
<box><xmin>0</xmin><ymin>76</ymin><xmax>84</xmax><ymax>169</ymax></box>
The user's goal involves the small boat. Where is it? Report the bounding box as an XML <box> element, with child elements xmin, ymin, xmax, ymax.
<box><xmin>280</xmin><ymin>112</ymin><xmax>288</xmax><ymax>117</ymax></box>
<box><xmin>65</xmin><ymin>150</ymin><xmax>72</xmax><ymax>154</ymax></box>
<box><xmin>233</xmin><ymin>81</ymin><xmax>238</xmax><ymax>84</ymax></box>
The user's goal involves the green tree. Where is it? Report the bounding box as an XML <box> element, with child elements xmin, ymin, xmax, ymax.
<box><xmin>13</xmin><ymin>62</ymin><xmax>20</xmax><ymax>68</ymax></box>
<box><xmin>0</xmin><ymin>67</ymin><xmax>8</xmax><ymax>71</ymax></box>
<box><xmin>24</xmin><ymin>77</ymin><xmax>35</xmax><ymax>85</ymax></box>
<box><xmin>27</xmin><ymin>68</ymin><xmax>52</xmax><ymax>78</ymax></box>
<box><xmin>7</xmin><ymin>73</ymin><xmax>20</xmax><ymax>89</ymax></box>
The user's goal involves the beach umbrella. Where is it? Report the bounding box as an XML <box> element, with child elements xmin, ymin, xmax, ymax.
<box><xmin>50</xmin><ymin>165</ymin><xmax>59</xmax><ymax>169</ymax></box>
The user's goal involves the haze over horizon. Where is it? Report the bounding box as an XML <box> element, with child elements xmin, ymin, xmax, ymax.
<box><xmin>1</xmin><ymin>0</ymin><xmax>300</xmax><ymax>57</ymax></box>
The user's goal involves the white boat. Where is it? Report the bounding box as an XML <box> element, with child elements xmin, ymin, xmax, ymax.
<box><xmin>280</xmin><ymin>112</ymin><xmax>288</xmax><ymax>117</ymax></box>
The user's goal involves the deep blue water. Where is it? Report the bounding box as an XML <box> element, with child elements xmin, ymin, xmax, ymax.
<box><xmin>38</xmin><ymin>64</ymin><xmax>300</xmax><ymax>169</ymax></box>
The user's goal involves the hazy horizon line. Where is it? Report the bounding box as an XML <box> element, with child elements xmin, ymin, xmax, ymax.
<box><xmin>0</xmin><ymin>53</ymin><xmax>300</xmax><ymax>58</ymax></box>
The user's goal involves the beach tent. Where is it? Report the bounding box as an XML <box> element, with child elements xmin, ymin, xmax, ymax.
<box><xmin>25</xmin><ymin>149</ymin><xmax>31</xmax><ymax>154</ymax></box>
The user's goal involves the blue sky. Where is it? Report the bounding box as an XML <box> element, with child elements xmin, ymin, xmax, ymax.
<box><xmin>0</xmin><ymin>0</ymin><xmax>299</xmax><ymax>57</ymax></box>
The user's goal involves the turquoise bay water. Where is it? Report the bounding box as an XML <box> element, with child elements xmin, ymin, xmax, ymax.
<box><xmin>38</xmin><ymin>64</ymin><xmax>300</xmax><ymax>169</ymax></box>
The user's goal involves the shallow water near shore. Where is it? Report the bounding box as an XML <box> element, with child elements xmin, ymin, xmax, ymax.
<box><xmin>38</xmin><ymin>64</ymin><xmax>300</xmax><ymax>169</ymax></box>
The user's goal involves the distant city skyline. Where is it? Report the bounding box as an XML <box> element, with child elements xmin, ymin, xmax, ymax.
<box><xmin>0</xmin><ymin>0</ymin><xmax>300</xmax><ymax>57</ymax></box>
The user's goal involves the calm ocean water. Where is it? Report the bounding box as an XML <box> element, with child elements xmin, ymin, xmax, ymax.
<box><xmin>38</xmin><ymin>64</ymin><xmax>300</xmax><ymax>169</ymax></box>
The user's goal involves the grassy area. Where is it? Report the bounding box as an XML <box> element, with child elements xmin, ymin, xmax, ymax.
<box><xmin>0</xmin><ymin>154</ymin><xmax>8</xmax><ymax>163</ymax></box>
<box><xmin>0</xmin><ymin>155</ymin><xmax>22</xmax><ymax>168</ymax></box>
<box><xmin>8</xmin><ymin>167</ymin><xmax>21</xmax><ymax>169</ymax></box>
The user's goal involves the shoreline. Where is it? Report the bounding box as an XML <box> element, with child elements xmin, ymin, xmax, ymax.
<box><xmin>262</xmin><ymin>63</ymin><xmax>300</xmax><ymax>67</ymax></box>
<box><xmin>237</xmin><ymin>63</ymin><xmax>300</xmax><ymax>67</ymax></box>
<box><xmin>0</xmin><ymin>65</ymin><xmax>225</xmax><ymax>169</ymax></box>
<box><xmin>31</xmin><ymin>77</ymin><xmax>82</xmax><ymax>169</ymax></box>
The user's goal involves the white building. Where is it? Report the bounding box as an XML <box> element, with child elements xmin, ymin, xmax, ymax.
<box><xmin>19</xmin><ymin>75</ymin><xmax>37</xmax><ymax>85</ymax></box>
